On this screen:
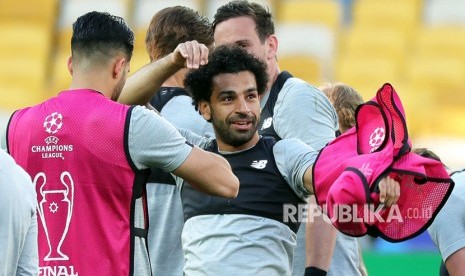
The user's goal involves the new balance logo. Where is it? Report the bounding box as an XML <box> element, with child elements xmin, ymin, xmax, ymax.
<box><xmin>251</xmin><ymin>160</ymin><xmax>268</xmax><ymax>169</ymax></box>
<box><xmin>261</xmin><ymin>117</ymin><xmax>272</xmax><ymax>130</ymax></box>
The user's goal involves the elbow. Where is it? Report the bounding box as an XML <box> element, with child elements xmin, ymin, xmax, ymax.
<box><xmin>221</xmin><ymin>175</ymin><xmax>240</xmax><ymax>198</ymax></box>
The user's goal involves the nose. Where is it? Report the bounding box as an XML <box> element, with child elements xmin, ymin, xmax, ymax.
<box><xmin>236</xmin><ymin>97</ymin><xmax>251</xmax><ymax>113</ymax></box>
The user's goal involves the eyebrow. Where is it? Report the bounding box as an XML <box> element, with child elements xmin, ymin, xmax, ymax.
<box><xmin>234</xmin><ymin>39</ymin><xmax>250</xmax><ymax>45</ymax></box>
<box><xmin>218</xmin><ymin>90</ymin><xmax>236</xmax><ymax>97</ymax></box>
<box><xmin>218</xmin><ymin>87</ymin><xmax>257</xmax><ymax>96</ymax></box>
<box><xmin>245</xmin><ymin>87</ymin><xmax>258</xmax><ymax>93</ymax></box>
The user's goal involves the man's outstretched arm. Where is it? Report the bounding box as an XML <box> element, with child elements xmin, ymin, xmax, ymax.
<box><xmin>118</xmin><ymin>40</ymin><xmax>209</xmax><ymax>105</ymax></box>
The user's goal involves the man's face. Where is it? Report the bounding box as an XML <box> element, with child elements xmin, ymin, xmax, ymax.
<box><xmin>214</xmin><ymin>16</ymin><xmax>269</xmax><ymax>63</ymax></box>
<box><xmin>201</xmin><ymin>71</ymin><xmax>261</xmax><ymax>151</ymax></box>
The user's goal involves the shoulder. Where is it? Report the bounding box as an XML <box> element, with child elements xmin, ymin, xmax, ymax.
<box><xmin>0</xmin><ymin>148</ymin><xmax>16</xmax><ymax>167</ymax></box>
<box><xmin>130</xmin><ymin>105</ymin><xmax>163</xmax><ymax>122</ymax></box>
<box><xmin>0</xmin><ymin>149</ymin><xmax>33</xmax><ymax>186</ymax></box>
<box><xmin>275</xmin><ymin>137</ymin><xmax>306</xmax><ymax>147</ymax></box>
<box><xmin>274</xmin><ymin>138</ymin><xmax>313</xmax><ymax>155</ymax></box>
<box><xmin>278</xmin><ymin>78</ymin><xmax>329</xmax><ymax>105</ymax></box>
<box><xmin>162</xmin><ymin>94</ymin><xmax>193</xmax><ymax>108</ymax></box>
<box><xmin>451</xmin><ymin>169</ymin><xmax>465</xmax><ymax>196</ymax></box>
<box><xmin>131</xmin><ymin>105</ymin><xmax>153</xmax><ymax>115</ymax></box>
<box><xmin>128</xmin><ymin>105</ymin><xmax>178</xmax><ymax>137</ymax></box>
<box><xmin>451</xmin><ymin>169</ymin><xmax>465</xmax><ymax>180</ymax></box>
<box><xmin>281</xmin><ymin>77</ymin><xmax>321</xmax><ymax>94</ymax></box>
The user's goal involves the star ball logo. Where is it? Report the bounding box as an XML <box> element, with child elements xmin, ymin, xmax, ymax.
<box><xmin>44</xmin><ymin>112</ymin><xmax>63</xmax><ymax>134</ymax></box>
<box><xmin>31</xmin><ymin>112</ymin><xmax>73</xmax><ymax>160</ymax></box>
<box><xmin>369</xmin><ymin>127</ymin><xmax>385</xmax><ymax>153</ymax></box>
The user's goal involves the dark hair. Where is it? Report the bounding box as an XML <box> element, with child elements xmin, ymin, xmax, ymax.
<box><xmin>184</xmin><ymin>45</ymin><xmax>268</xmax><ymax>111</ymax></box>
<box><xmin>71</xmin><ymin>11</ymin><xmax>134</xmax><ymax>61</ymax></box>
<box><xmin>413</xmin><ymin>147</ymin><xmax>449</xmax><ymax>169</ymax></box>
<box><xmin>413</xmin><ymin>148</ymin><xmax>442</xmax><ymax>162</ymax></box>
<box><xmin>145</xmin><ymin>6</ymin><xmax>213</xmax><ymax>61</ymax></box>
<box><xmin>213</xmin><ymin>0</ymin><xmax>274</xmax><ymax>43</ymax></box>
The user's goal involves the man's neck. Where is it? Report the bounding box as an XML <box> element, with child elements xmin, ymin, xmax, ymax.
<box><xmin>260</xmin><ymin>66</ymin><xmax>281</xmax><ymax>109</ymax></box>
<box><xmin>69</xmin><ymin>79</ymin><xmax>110</xmax><ymax>98</ymax></box>
<box><xmin>267</xmin><ymin>62</ymin><xmax>280</xmax><ymax>92</ymax></box>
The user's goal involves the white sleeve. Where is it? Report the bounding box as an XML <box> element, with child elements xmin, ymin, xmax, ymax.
<box><xmin>273</xmin><ymin>138</ymin><xmax>318</xmax><ymax>201</ymax></box>
<box><xmin>128</xmin><ymin>106</ymin><xmax>193</xmax><ymax>171</ymax></box>
<box><xmin>0</xmin><ymin>150</ymin><xmax>38</xmax><ymax>276</ymax></box>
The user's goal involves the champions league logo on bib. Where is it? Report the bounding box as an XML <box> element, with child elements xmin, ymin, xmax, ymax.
<box><xmin>30</xmin><ymin>112</ymin><xmax>74</xmax><ymax>160</ymax></box>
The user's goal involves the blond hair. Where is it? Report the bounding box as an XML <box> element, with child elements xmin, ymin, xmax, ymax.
<box><xmin>320</xmin><ymin>82</ymin><xmax>364</xmax><ymax>133</ymax></box>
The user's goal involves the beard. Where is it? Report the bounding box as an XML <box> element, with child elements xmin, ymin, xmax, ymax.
<box><xmin>111</xmin><ymin>71</ymin><xmax>127</xmax><ymax>101</ymax></box>
<box><xmin>211</xmin><ymin>110</ymin><xmax>258</xmax><ymax>148</ymax></box>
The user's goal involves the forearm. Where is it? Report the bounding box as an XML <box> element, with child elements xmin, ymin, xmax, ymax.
<box><xmin>119</xmin><ymin>53</ymin><xmax>181</xmax><ymax>105</ymax></box>
<box><xmin>445</xmin><ymin>248</ymin><xmax>465</xmax><ymax>276</ymax></box>
<box><xmin>303</xmin><ymin>164</ymin><xmax>314</xmax><ymax>194</ymax></box>
<box><xmin>306</xmin><ymin>196</ymin><xmax>337</xmax><ymax>270</ymax></box>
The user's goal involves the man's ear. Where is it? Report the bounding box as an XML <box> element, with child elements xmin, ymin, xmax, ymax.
<box><xmin>266</xmin><ymin>34</ymin><xmax>278</xmax><ymax>61</ymax></box>
<box><xmin>198</xmin><ymin>100</ymin><xmax>211</xmax><ymax>122</ymax></box>
<box><xmin>113</xmin><ymin>57</ymin><xmax>126</xmax><ymax>79</ymax></box>
<box><xmin>67</xmin><ymin>56</ymin><xmax>73</xmax><ymax>75</ymax></box>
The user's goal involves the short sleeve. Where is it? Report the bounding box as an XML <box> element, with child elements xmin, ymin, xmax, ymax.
<box><xmin>128</xmin><ymin>106</ymin><xmax>193</xmax><ymax>171</ymax></box>
<box><xmin>273</xmin><ymin>138</ymin><xmax>318</xmax><ymax>201</ymax></box>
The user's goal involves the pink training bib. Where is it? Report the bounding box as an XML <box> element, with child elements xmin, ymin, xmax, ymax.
<box><xmin>312</xmin><ymin>83</ymin><xmax>454</xmax><ymax>241</ymax></box>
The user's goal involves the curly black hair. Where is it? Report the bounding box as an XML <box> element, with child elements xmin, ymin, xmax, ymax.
<box><xmin>184</xmin><ymin>45</ymin><xmax>269</xmax><ymax>112</ymax></box>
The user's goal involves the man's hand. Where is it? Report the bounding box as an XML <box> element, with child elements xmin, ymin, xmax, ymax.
<box><xmin>119</xmin><ymin>40</ymin><xmax>209</xmax><ymax>105</ymax></box>
<box><xmin>378</xmin><ymin>177</ymin><xmax>400</xmax><ymax>207</ymax></box>
<box><xmin>171</xmin><ymin>40</ymin><xmax>209</xmax><ymax>69</ymax></box>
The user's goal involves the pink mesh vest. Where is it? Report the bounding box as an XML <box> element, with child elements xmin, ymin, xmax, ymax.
<box><xmin>312</xmin><ymin>83</ymin><xmax>454</xmax><ymax>241</ymax></box>
<box><xmin>7</xmin><ymin>89</ymin><xmax>149</xmax><ymax>275</ymax></box>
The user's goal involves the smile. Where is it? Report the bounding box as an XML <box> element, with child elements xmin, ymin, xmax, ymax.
<box><xmin>231</xmin><ymin>120</ymin><xmax>253</xmax><ymax>130</ymax></box>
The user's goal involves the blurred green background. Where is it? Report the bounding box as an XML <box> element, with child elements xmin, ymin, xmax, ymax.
<box><xmin>364</xmin><ymin>252</ymin><xmax>441</xmax><ymax>275</ymax></box>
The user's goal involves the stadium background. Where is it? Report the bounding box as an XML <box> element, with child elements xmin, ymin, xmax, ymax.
<box><xmin>1</xmin><ymin>0</ymin><xmax>464</xmax><ymax>274</ymax></box>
